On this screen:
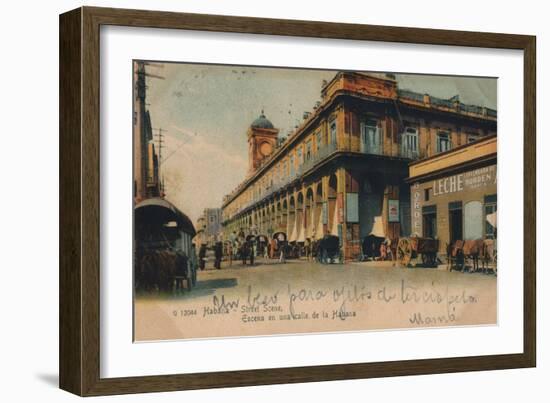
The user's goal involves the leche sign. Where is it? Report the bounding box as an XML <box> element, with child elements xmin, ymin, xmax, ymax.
<box><xmin>433</xmin><ymin>165</ymin><xmax>496</xmax><ymax>196</ymax></box>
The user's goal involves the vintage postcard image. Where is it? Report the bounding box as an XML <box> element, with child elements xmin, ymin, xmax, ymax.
<box><xmin>133</xmin><ymin>62</ymin><xmax>497</xmax><ymax>341</ymax></box>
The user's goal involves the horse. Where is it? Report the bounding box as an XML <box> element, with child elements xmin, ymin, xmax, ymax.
<box><xmin>462</xmin><ymin>239</ymin><xmax>485</xmax><ymax>273</ymax></box>
<box><xmin>446</xmin><ymin>240</ymin><xmax>465</xmax><ymax>272</ymax></box>
<box><xmin>317</xmin><ymin>235</ymin><xmax>341</xmax><ymax>264</ymax></box>
<box><xmin>135</xmin><ymin>249</ymin><xmax>189</xmax><ymax>293</ymax></box>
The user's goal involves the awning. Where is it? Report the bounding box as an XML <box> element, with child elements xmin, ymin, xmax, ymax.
<box><xmin>331</xmin><ymin>202</ymin><xmax>339</xmax><ymax>236</ymax></box>
<box><xmin>135</xmin><ymin>197</ymin><xmax>196</xmax><ymax>236</ymax></box>
<box><xmin>307</xmin><ymin>208</ymin><xmax>315</xmax><ymax>239</ymax></box>
<box><xmin>289</xmin><ymin>216</ymin><xmax>297</xmax><ymax>242</ymax></box>
<box><xmin>486</xmin><ymin>211</ymin><xmax>497</xmax><ymax>228</ymax></box>
<box><xmin>315</xmin><ymin>209</ymin><xmax>324</xmax><ymax>240</ymax></box>
<box><xmin>296</xmin><ymin>210</ymin><xmax>305</xmax><ymax>242</ymax></box>
<box><xmin>369</xmin><ymin>216</ymin><xmax>386</xmax><ymax>238</ymax></box>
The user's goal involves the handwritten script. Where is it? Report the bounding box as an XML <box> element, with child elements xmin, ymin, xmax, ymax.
<box><xmin>180</xmin><ymin>279</ymin><xmax>480</xmax><ymax>326</ymax></box>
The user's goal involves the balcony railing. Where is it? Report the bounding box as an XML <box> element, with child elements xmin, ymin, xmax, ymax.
<box><xmin>231</xmin><ymin>141</ymin><xmax>421</xmax><ymax>217</ymax></box>
<box><xmin>298</xmin><ymin>142</ymin><xmax>337</xmax><ymax>175</ymax></box>
<box><xmin>235</xmin><ymin>143</ymin><xmax>338</xmax><ymax>215</ymax></box>
<box><xmin>360</xmin><ymin>143</ymin><xmax>383</xmax><ymax>156</ymax></box>
<box><xmin>400</xmin><ymin>148</ymin><xmax>420</xmax><ymax>159</ymax></box>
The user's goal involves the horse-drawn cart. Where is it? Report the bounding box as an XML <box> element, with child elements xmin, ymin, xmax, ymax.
<box><xmin>268</xmin><ymin>232</ymin><xmax>287</xmax><ymax>259</ymax></box>
<box><xmin>396</xmin><ymin>237</ymin><xmax>439</xmax><ymax>267</ymax></box>
<box><xmin>318</xmin><ymin>235</ymin><xmax>343</xmax><ymax>264</ymax></box>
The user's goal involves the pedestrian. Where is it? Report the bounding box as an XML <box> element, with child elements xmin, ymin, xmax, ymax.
<box><xmin>248</xmin><ymin>240</ymin><xmax>255</xmax><ymax>265</ymax></box>
<box><xmin>227</xmin><ymin>242</ymin><xmax>233</xmax><ymax>267</ymax></box>
<box><xmin>198</xmin><ymin>243</ymin><xmax>206</xmax><ymax>270</ymax></box>
<box><xmin>252</xmin><ymin>241</ymin><xmax>257</xmax><ymax>261</ymax></box>
<box><xmin>235</xmin><ymin>240</ymin><xmax>240</xmax><ymax>261</ymax></box>
<box><xmin>214</xmin><ymin>241</ymin><xmax>223</xmax><ymax>270</ymax></box>
<box><xmin>379</xmin><ymin>241</ymin><xmax>387</xmax><ymax>261</ymax></box>
<box><xmin>264</xmin><ymin>240</ymin><xmax>269</xmax><ymax>259</ymax></box>
<box><xmin>385</xmin><ymin>238</ymin><xmax>395</xmax><ymax>263</ymax></box>
<box><xmin>188</xmin><ymin>244</ymin><xmax>198</xmax><ymax>286</ymax></box>
<box><xmin>305</xmin><ymin>238</ymin><xmax>311</xmax><ymax>261</ymax></box>
<box><xmin>241</xmin><ymin>242</ymin><xmax>248</xmax><ymax>265</ymax></box>
<box><xmin>279</xmin><ymin>240</ymin><xmax>286</xmax><ymax>264</ymax></box>
<box><xmin>174</xmin><ymin>251</ymin><xmax>188</xmax><ymax>294</ymax></box>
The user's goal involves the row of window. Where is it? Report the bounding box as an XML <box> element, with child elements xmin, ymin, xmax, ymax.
<box><xmin>271</xmin><ymin>122</ymin><xmax>480</xmax><ymax>193</ymax></box>
<box><xmin>422</xmin><ymin>195</ymin><xmax>497</xmax><ymax>241</ymax></box>
<box><xmin>245</xmin><ymin>118</ymin><xmax>483</xmax><ymax>209</ymax></box>
<box><xmin>402</xmin><ymin>127</ymin><xmax>481</xmax><ymax>156</ymax></box>
<box><xmin>254</xmin><ymin>119</ymin><xmax>338</xmax><ymax>196</ymax></box>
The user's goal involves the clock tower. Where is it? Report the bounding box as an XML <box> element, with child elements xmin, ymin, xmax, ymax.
<box><xmin>247</xmin><ymin>111</ymin><xmax>279</xmax><ymax>175</ymax></box>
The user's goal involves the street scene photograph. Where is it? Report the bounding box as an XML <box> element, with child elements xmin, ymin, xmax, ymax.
<box><xmin>133</xmin><ymin>61</ymin><xmax>498</xmax><ymax>341</ymax></box>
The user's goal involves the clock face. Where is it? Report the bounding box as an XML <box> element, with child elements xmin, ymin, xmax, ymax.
<box><xmin>259</xmin><ymin>141</ymin><xmax>272</xmax><ymax>157</ymax></box>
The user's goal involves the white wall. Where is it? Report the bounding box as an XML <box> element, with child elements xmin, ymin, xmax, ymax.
<box><xmin>1</xmin><ymin>0</ymin><xmax>546</xmax><ymax>402</ymax></box>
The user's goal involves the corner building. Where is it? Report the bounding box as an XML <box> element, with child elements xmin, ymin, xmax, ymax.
<box><xmin>221</xmin><ymin>72</ymin><xmax>497</xmax><ymax>260</ymax></box>
<box><xmin>407</xmin><ymin>135</ymin><xmax>497</xmax><ymax>256</ymax></box>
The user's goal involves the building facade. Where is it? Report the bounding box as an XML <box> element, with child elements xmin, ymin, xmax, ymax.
<box><xmin>205</xmin><ymin>208</ymin><xmax>223</xmax><ymax>241</ymax></box>
<box><xmin>133</xmin><ymin>61</ymin><xmax>195</xmax><ymax>259</ymax></box>
<box><xmin>133</xmin><ymin>61</ymin><xmax>162</xmax><ymax>203</ymax></box>
<box><xmin>221</xmin><ymin>72</ymin><xmax>497</xmax><ymax>260</ymax></box>
<box><xmin>408</xmin><ymin>135</ymin><xmax>497</xmax><ymax>255</ymax></box>
<box><xmin>194</xmin><ymin>208</ymin><xmax>223</xmax><ymax>245</ymax></box>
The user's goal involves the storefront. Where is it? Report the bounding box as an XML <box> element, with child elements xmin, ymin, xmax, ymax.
<box><xmin>407</xmin><ymin>136</ymin><xmax>497</xmax><ymax>256</ymax></box>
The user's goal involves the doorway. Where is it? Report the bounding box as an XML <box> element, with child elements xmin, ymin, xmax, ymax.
<box><xmin>422</xmin><ymin>205</ymin><xmax>437</xmax><ymax>238</ymax></box>
<box><xmin>449</xmin><ymin>201</ymin><xmax>463</xmax><ymax>243</ymax></box>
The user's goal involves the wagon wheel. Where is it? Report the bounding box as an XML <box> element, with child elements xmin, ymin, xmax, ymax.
<box><xmin>397</xmin><ymin>238</ymin><xmax>413</xmax><ymax>267</ymax></box>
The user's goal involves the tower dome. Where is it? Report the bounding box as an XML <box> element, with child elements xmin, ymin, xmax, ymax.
<box><xmin>250</xmin><ymin>111</ymin><xmax>274</xmax><ymax>129</ymax></box>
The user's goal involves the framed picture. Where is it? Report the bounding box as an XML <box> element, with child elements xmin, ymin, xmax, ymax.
<box><xmin>59</xmin><ymin>6</ymin><xmax>536</xmax><ymax>396</ymax></box>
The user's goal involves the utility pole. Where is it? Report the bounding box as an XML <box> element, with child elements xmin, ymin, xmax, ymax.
<box><xmin>154</xmin><ymin>128</ymin><xmax>164</xmax><ymax>171</ymax></box>
<box><xmin>154</xmin><ymin>128</ymin><xmax>166</xmax><ymax>197</ymax></box>
<box><xmin>133</xmin><ymin>61</ymin><xmax>165</xmax><ymax>202</ymax></box>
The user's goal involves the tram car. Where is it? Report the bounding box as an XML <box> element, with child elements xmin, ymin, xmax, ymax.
<box><xmin>134</xmin><ymin>198</ymin><xmax>196</xmax><ymax>293</ymax></box>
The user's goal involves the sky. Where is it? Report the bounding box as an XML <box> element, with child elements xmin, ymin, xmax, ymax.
<box><xmin>143</xmin><ymin>62</ymin><xmax>497</xmax><ymax>224</ymax></box>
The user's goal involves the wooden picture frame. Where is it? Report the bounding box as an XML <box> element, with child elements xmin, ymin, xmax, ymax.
<box><xmin>59</xmin><ymin>6</ymin><xmax>536</xmax><ymax>396</ymax></box>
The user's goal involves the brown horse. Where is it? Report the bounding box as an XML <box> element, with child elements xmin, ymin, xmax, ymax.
<box><xmin>446</xmin><ymin>240</ymin><xmax>465</xmax><ymax>271</ymax></box>
<box><xmin>446</xmin><ymin>239</ymin><xmax>496</xmax><ymax>274</ymax></box>
<box><xmin>136</xmin><ymin>249</ymin><xmax>188</xmax><ymax>293</ymax></box>
<box><xmin>462</xmin><ymin>239</ymin><xmax>485</xmax><ymax>273</ymax></box>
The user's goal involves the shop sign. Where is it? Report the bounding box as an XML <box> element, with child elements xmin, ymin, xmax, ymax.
<box><xmin>388</xmin><ymin>199</ymin><xmax>400</xmax><ymax>222</ymax></box>
<box><xmin>346</xmin><ymin>193</ymin><xmax>359</xmax><ymax>223</ymax></box>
